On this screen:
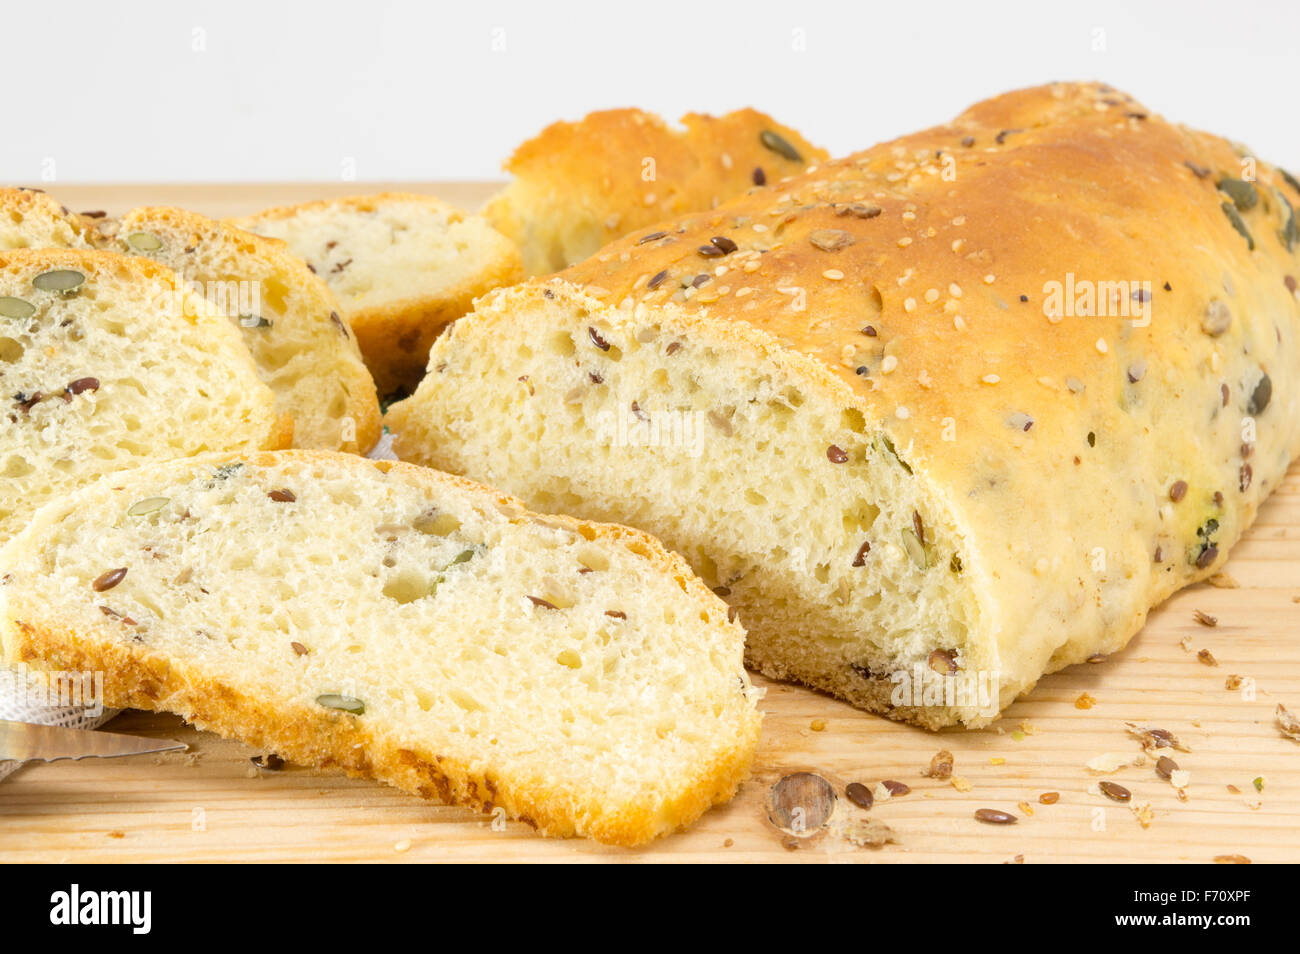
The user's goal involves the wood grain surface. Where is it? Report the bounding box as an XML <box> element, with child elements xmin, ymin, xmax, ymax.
<box><xmin>0</xmin><ymin>184</ymin><xmax>1297</xmax><ymax>864</ymax></box>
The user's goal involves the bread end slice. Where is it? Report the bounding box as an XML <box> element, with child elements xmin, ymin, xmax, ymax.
<box><xmin>232</xmin><ymin>193</ymin><xmax>523</xmax><ymax>396</ymax></box>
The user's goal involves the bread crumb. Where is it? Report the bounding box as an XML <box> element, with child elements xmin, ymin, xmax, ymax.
<box><xmin>844</xmin><ymin>817</ymin><xmax>897</xmax><ymax>849</ymax></box>
<box><xmin>1277</xmin><ymin>704</ymin><xmax>1300</xmax><ymax>742</ymax></box>
<box><xmin>1086</xmin><ymin>752</ymin><xmax>1140</xmax><ymax>773</ymax></box>
<box><xmin>1197</xmin><ymin>648</ymin><xmax>1218</xmax><ymax>666</ymax></box>
<box><xmin>1075</xmin><ymin>692</ymin><xmax>1096</xmax><ymax>710</ymax></box>
<box><xmin>394</xmin><ymin>839</ymin><xmax>411</xmax><ymax>853</ymax></box>
<box><xmin>810</xmin><ymin>718</ymin><xmax>827</xmax><ymax>732</ymax></box>
<box><xmin>951</xmin><ymin>776</ymin><xmax>973</xmax><ymax>792</ymax></box>
<box><xmin>1193</xmin><ymin>609</ymin><xmax>1217</xmax><ymax>627</ymax></box>
<box><xmin>1207</xmin><ymin>573</ymin><xmax>1239</xmax><ymax>588</ymax></box>
<box><xmin>1131</xmin><ymin>803</ymin><xmax>1154</xmax><ymax>829</ymax></box>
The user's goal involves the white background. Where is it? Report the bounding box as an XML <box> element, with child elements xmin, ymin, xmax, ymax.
<box><xmin>4</xmin><ymin>0</ymin><xmax>1298</xmax><ymax>183</ymax></box>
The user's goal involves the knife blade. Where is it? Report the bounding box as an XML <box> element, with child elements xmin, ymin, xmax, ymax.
<box><xmin>0</xmin><ymin>719</ymin><xmax>186</xmax><ymax>762</ymax></box>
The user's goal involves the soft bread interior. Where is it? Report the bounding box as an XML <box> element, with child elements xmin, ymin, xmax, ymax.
<box><xmin>114</xmin><ymin>209</ymin><xmax>379</xmax><ymax>453</ymax></box>
<box><xmin>0</xmin><ymin>452</ymin><xmax>760</xmax><ymax>844</ymax></box>
<box><xmin>0</xmin><ymin>250</ymin><xmax>282</xmax><ymax>542</ymax></box>
<box><xmin>390</xmin><ymin>293</ymin><xmax>989</xmax><ymax>727</ymax></box>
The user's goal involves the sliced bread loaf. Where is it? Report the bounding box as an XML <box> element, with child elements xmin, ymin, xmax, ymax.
<box><xmin>231</xmin><ymin>194</ymin><xmax>523</xmax><ymax>396</ymax></box>
<box><xmin>0</xmin><ymin>450</ymin><xmax>762</xmax><ymax>845</ymax></box>
<box><xmin>387</xmin><ymin>82</ymin><xmax>1300</xmax><ymax>728</ymax></box>
<box><xmin>113</xmin><ymin>207</ymin><xmax>381</xmax><ymax>453</ymax></box>
<box><xmin>0</xmin><ymin>248</ymin><xmax>290</xmax><ymax>542</ymax></box>
<box><xmin>484</xmin><ymin>108</ymin><xmax>827</xmax><ymax>277</ymax></box>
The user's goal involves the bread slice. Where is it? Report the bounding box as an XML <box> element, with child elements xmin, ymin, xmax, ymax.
<box><xmin>113</xmin><ymin>207</ymin><xmax>381</xmax><ymax>453</ymax></box>
<box><xmin>0</xmin><ymin>191</ymin><xmax>380</xmax><ymax>453</ymax></box>
<box><xmin>0</xmin><ymin>187</ymin><xmax>98</xmax><ymax>250</ymax></box>
<box><xmin>0</xmin><ymin>248</ymin><xmax>289</xmax><ymax>542</ymax></box>
<box><xmin>484</xmin><ymin>108</ymin><xmax>828</xmax><ymax>277</ymax></box>
<box><xmin>388</xmin><ymin>82</ymin><xmax>1300</xmax><ymax>728</ymax></box>
<box><xmin>231</xmin><ymin>193</ymin><xmax>523</xmax><ymax>396</ymax></box>
<box><xmin>0</xmin><ymin>450</ymin><xmax>762</xmax><ymax>845</ymax></box>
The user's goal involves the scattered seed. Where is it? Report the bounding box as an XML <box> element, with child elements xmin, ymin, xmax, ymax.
<box><xmin>1169</xmin><ymin>480</ymin><xmax>1188</xmax><ymax>502</ymax></box>
<box><xmin>925</xmin><ymin>750</ymin><xmax>954</xmax><ymax>779</ymax></box>
<box><xmin>604</xmin><ymin>610</ymin><xmax>627</xmax><ymax>619</ymax></box>
<box><xmin>710</xmin><ymin>235</ymin><xmax>738</xmax><ymax>254</ymax></box>
<box><xmin>251</xmin><ymin>754</ymin><xmax>285</xmax><ymax>771</ymax></box>
<box><xmin>316</xmin><ymin>693</ymin><xmax>364</xmax><ymax>715</ymax></box>
<box><xmin>1202</xmin><ymin>299</ymin><xmax>1232</xmax><ymax>336</ymax></box>
<box><xmin>1198</xmin><ymin>648</ymin><xmax>1218</xmax><ymax>666</ymax></box>
<box><xmin>587</xmin><ymin>326</ymin><xmax>611</xmax><ymax>351</ymax></box>
<box><xmin>810</xmin><ymin>718</ymin><xmax>827</xmax><ymax>732</ymax></box>
<box><xmin>1039</xmin><ymin>792</ymin><xmax>1060</xmax><ymax>804</ymax></box>
<box><xmin>928</xmin><ymin>649</ymin><xmax>957</xmax><ymax>675</ymax></box>
<box><xmin>127</xmin><ymin>497</ymin><xmax>169</xmax><ymax>517</ymax></box>
<box><xmin>1218</xmin><ymin>177</ymin><xmax>1259</xmax><ymax>211</ymax></box>
<box><xmin>126</xmin><ymin>232</ymin><xmax>164</xmax><ymax>252</ymax></box>
<box><xmin>647</xmin><ymin>269</ymin><xmax>669</xmax><ymax>289</ymax></box>
<box><xmin>752</xmin><ymin>167</ymin><xmax>766</xmax><ymax>186</ymax></box>
<box><xmin>845</xmin><ymin>781</ymin><xmax>874</xmax><ymax>809</ymax></box>
<box><xmin>826</xmin><ymin>444</ymin><xmax>848</xmax><ymax>464</ymax></box>
<box><xmin>637</xmin><ymin>231</ymin><xmax>667</xmax><ymax>245</ymax></box>
<box><xmin>527</xmin><ymin>595</ymin><xmax>558</xmax><ymax>610</ymax></box>
<box><xmin>290</xmin><ymin>642</ymin><xmax>309</xmax><ymax>656</ymax></box>
<box><xmin>0</xmin><ymin>296</ymin><xmax>35</xmax><ymax>319</ymax></box>
<box><xmin>808</xmin><ymin>228</ymin><xmax>855</xmax><ymax>251</ymax></box>
<box><xmin>268</xmin><ymin>489</ymin><xmax>296</xmax><ymax>503</ymax></box>
<box><xmin>1098</xmin><ymin>781</ymin><xmax>1131</xmax><ymax>802</ymax></box>
<box><xmin>851</xmin><ymin>540</ymin><xmax>871</xmax><ymax>567</ymax></box>
<box><xmin>1221</xmin><ymin>202</ymin><xmax>1255</xmax><ymax>250</ymax></box>
<box><xmin>33</xmin><ymin>269</ymin><xmax>85</xmax><ymax>293</ymax></box>
<box><xmin>697</xmin><ymin>244</ymin><xmax>725</xmax><ymax>258</ymax></box>
<box><xmin>1193</xmin><ymin>609</ymin><xmax>1217</xmax><ymax>627</ymax></box>
<box><xmin>881</xmin><ymin>780</ymin><xmax>910</xmax><ymax>797</ymax></box>
<box><xmin>759</xmin><ymin>129</ymin><xmax>803</xmax><ymax>162</ymax></box>
<box><xmin>1156</xmin><ymin>756</ymin><xmax>1179</xmax><ymax>779</ymax></box>
<box><xmin>92</xmin><ymin>567</ymin><xmax>128</xmax><ymax>592</ymax></box>
<box><xmin>1214</xmin><ymin>855</ymin><xmax>1252</xmax><ymax>864</ymax></box>
<box><xmin>1248</xmin><ymin>373</ymin><xmax>1271</xmax><ymax>415</ymax></box>
<box><xmin>66</xmin><ymin>376</ymin><xmax>100</xmax><ymax>395</ymax></box>
<box><xmin>974</xmin><ymin>808</ymin><xmax>1017</xmax><ymax>825</ymax></box>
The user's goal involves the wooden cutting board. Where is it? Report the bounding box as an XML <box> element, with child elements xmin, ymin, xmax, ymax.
<box><xmin>1</xmin><ymin>184</ymin><xmax>1297</xmax><ymax>864</ymax></box>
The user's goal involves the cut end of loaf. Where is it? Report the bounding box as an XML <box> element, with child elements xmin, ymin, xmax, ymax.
<box><xmin>389</xmin><ymin>283</ymin><xmax>998</xmax><ymax>729</ymax></box>
<box><xmin>0</xmin><ymin>450</ymin><xmax>761</xmax><ymax>845</ymax></box>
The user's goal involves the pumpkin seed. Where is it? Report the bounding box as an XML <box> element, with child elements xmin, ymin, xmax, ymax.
<box><xmin>316</xmin><ymin>693</ymin><xmax>365</xmax><ymax>715</ymax></box>
<box><xmin>1280</xmin><ymin>168</ymin><xmax>1300</xmax><ymax>195</ymax></box>
<box><xmin>759</xmin><ymin>129</ymin><xmax>803</xmax><ymax>163</ymax></box>
<box><xmin>1202</xmin><ymin>299</ymin><xmax>1232</xmax><ymax>336</ymax></box>
<box><xmin>126</xmin><ymin>231</ymin><xmax>163</xmax><ymax>252</ymax></box>
<box><xmin>878</xmin><ymin>434</ymin><xmax>912</xmax><ymax>474</ymax></box>
<box><xmin>1217</xmin><ymin>177</ymin><xmax>1258</xmax><ymax>211</ymax></box>
<box><xmin>1221</xmin><ymin>202</ymin><xmax>1255</xmax><ymax>250</ymax></box>
<box><xmin>239</xmin><ymin>314</ymin><xmax>272</xmax><ymax>329</ymax></box>
<box><xmin>0</xmin><ymin>296</ymin><xmax>35</xmax><ymax>319</ymax></box>
<box><xmin>1274</xmin><ymin>187</ymin><xmax>1298</xmax><ymax>252</ymax></box>
<box><xmin>1248</xmin><ymin>372</ymin><xmax>1271</xmax><ymax>415</ymax></box>
<box><xmin>32</xmin><ymin>269</ymin><xmax>85</xmax><ymax>293</ymax></box>
<box><xmin>127</xmin><ymin>496</ymin><xmax>170</xmax><ymax>516</ymax></box>
<box><xmin>902</xmin><ymin>528</ymin><xmax>929</xmax><ymax>570</ymax></box>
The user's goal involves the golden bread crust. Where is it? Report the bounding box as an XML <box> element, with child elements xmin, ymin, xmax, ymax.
<box><xmin>484</xmin><ymin>107</ymin><xmax>828</xmax><ymax>275</ymax></box>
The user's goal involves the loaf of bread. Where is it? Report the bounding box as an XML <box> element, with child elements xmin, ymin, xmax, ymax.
<box><xmin>388</xmin><ymin>82</ymin><xmax>1300</xmax><ymax>728</ymax></box>
<box><xmin>0</xmin><ymin>450</ymin><xmax>762</xmax><ymax>845</ymax></box>
<box><xmin>231</xmin><ymin>194</ymin><xmax>522</xmax><ymax>395</ymax></box>
<box><xmin>484</xmin><ymin>108</ymin><xmax>827</xmax><ymax>277</ymax></box>
<box><xmin>0</xmin><ymin>248</ymin><xmax>289</xmax><ymax>542</ymax></box>
<box><xmin>114</xmin><ymin>207</ymin><xmax>381</xmax><ymax>453</ymax></box>
<box><xmin>0</xmin><ymin>188</ymin><xmax>98</xmax><ymax>249</ymax></box>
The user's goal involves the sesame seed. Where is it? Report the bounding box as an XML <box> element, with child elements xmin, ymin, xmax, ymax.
<box><xmin>736</xmin><ymin>287</ymin><xmax>754</xmax><ymax>297</ymax></box>
<box><xmin>902</xmin><ymin>211</ymin><xmax>916</xmax><ymax>221</ymax></box>
<box><xmin>951</xmin><ymin>239</ymin><xmax>964</xmax><ymax>252</ymax></box>
<box><xmin>983</xmin><ymin>274</ymin><xmax>995</xmax><ymax>284</ymax></box>
<box><xmin>904</xmin><ymin>297</ymin><xmax>917</xmax><ymax>312</ymax></box>
<box><xmin>1096</xmin><ymin>338</ymin><xmax>1108</xmax><ymax>354</ymax></box>
<box><xmin>823</xmin><ymin>269</ymin><xmax>844</xmax><ymax>281</ymax></box>
<box><xmin>897</xmin><ymin>237</ymin><xmax>913</xmax><ymax>247</ymax></box>
<box><xmin>924</xmin><ymin>288</ymin><xmax>939</xmax><ymax>303</ymax></box>
<box><xmin>948</xmin><ymin>283</ymin><xmax>963</xmax><ymax>298</ymax></box>
<box><xmin>953</xmin><ymin>315</ymin><xmax>967</xmax><ymax>331</ymax></box>
<box><xmin>643</xmin><ymin>193</ymin><xmax>657</xmax><ymax>206</ymax></box>
<box><xmin>896</xmin><ymin>406</ymin><xmax>910</xmax><ymax>419</ymax></box>
<box><xmin>952</xmin><ymin>216</ymin><xmax>966</xmax><ymax>226</ymax></box>
<box><xmin>881</xmin><ymin>355</ymin><xmax>898</xmax><ymax>373</ymax></box>
<box><xmin>982</xmin><ymin>374</ymin><xmax>1000</xmax><ymax>384</ymax></box>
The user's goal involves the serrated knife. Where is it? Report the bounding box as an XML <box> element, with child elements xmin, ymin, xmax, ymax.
<box><xmin>0</xmin><ymin>719</ymin><xmax>186</xmax><ymax>762</ymax></box>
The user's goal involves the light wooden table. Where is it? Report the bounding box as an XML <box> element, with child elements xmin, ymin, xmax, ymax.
<box><xmin>1</xmin><ymin>184</ymin><xmax>1298</xmax><ymax>863</ymax></box>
